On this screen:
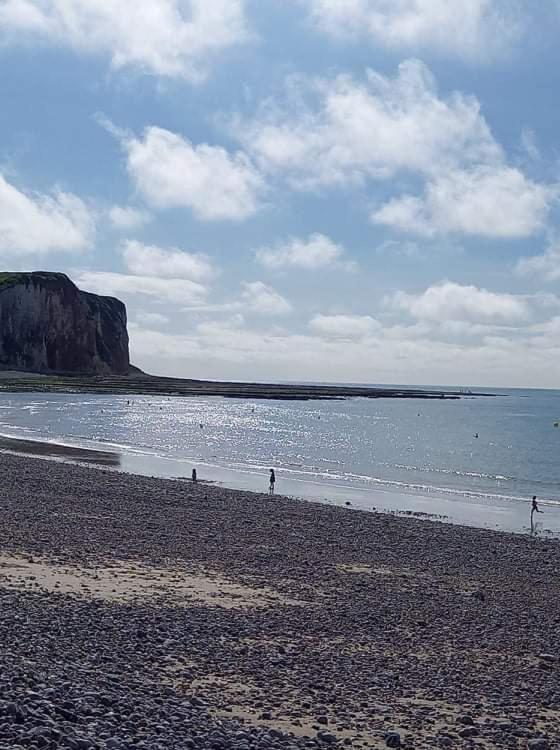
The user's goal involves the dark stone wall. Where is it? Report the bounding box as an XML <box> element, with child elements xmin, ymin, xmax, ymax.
<box><xmin>0</xmin><ymin>272</ymin><xmax>130</xmax><ymax>375</ymax></box>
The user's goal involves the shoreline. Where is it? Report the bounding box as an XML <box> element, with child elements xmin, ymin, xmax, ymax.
<box><xmin>0</xmin><ymin>371</ymin><xmax>492</xmax><ymax>401</ymax></box>
<box><xmin>0</xmin><ymin>432</ymin><xmax>555</xmax><ymax>538</ymax></box>
<box><xmin>0</xmin><ymin>450</ymin><xmax>559</xmax><ymax>748</ymax></box>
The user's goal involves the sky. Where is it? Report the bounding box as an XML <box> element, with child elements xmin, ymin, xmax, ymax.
<box><xmin>2</xmin><ymin>1</ymin><xmax>560</xmax><ymax>388</ymax></box>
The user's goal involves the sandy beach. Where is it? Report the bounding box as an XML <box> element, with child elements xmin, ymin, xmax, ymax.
<box><xmin>0</xmin><ymin>451</ymin><xmax>558</xmax><ymax>750</ymax></box>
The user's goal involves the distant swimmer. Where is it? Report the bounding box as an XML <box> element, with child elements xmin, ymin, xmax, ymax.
<box><xmin>474</xmin><ymin>433</ymin><xmax>479</xmax><ymax>439</ymax></box>
<box><xmin>192</xmin><ymin>468</ymin><xmax>197</xmax><ymax>484</ymax></box>
<box><xmin>531</xmin><ymin>495</ymin><xmax>543</xmax><ymax>534</ymax></box>
<box><xmin>199</xmin><ymin>423</ymin><xmax>204</xmax><ymax>429</ymax></box>
<box><xmin>269</xmin><ymin>469</ymin><xmax>276</xmax><ymax>495</ymax></box>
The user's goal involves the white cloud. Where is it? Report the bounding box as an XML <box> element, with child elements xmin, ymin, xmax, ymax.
<box><xmin>121</xmin><ymin>240</ymin><xmax>215</xmax><ymax>282</ymax></box>
<box><xmin>372</xmin><ymin>166</ymin><xmax>554</xmax><ymax>238</ymax></box>
<box><xmin>304</xmin><ymin>0</ymin><xmax>522</xmax><ymax>62</ymax></box>
<box><xmin>0</xmin><ymin>174</ymin><xmax>94</xmax><ymax>254</ymax></box>
<box><xmin>309</xmin><ymin>313</ymin><xmax>380</xmax><ymax>339</ymax></box>
<box><xmin>136</xmin><ymin>312</ymin><xmax>170</xmax><ymax>327</ymax></box>
<box><xmin>516</xmin><ymin>242</ymin><xmax>560</xmax><ymax>281</ymax></box>
<box><xmin>76</xmin><ymin>271</ymin><xmax>207</xmax><ymax>305</ymax></box>
<box><xmin>235</xmin><ymin>60</ymin><xmax>554</xmax><ymax>238</ymax></box>
<box><xmin>181</xmin><ymin>302</ymin><xmax>241</xmax><ymax>314</ymax></box>
<box><xmin>129</xmin><ymin>314</ymin><xmax>560</xmax><ymax>388</ymax></box>
<box><xmin>520</xmin><ymin>128</ymin><xmax>541</xmax><ymax>163</ymax></box>
<box><xmin>196</xmin><ymin>314</ymin><xmax>246</xmax><ymax>338</ymax></box>
<box><xmin>235</xmin><ymin>60</ymin><xmax>501</xmax><ymax>190</ymax></box>
<box><xmin>375</xmin><ymin>239</ymin><xmax>422</xmax><ymax>257</ymax></box>
<box><xmin>256</xmin><ymin>233</ymin><xmax>353</xmax><ymax>270</ymax></box>
<box><xmin>388</xmin><ymin>281</ymin><xmax>529</xmax><ymax>324</ymax></box>
<box><xmin>124</xmin><ymin>126</ymin><xmax>263</xmax><ymax>221</ymax></box>
<box><xmin>109</xmin><ymin>206</ymin><xmax>151</xmax><ymax>231</ymax></box>
<box><xmin>240</xmin><ymin>281</ymin><xmax>292</xmax><ymax>315</ymax></box>
<box><xmin>0</xmin><ymin>0</ymin><xmax>250</xmax><ymax>81</ymax></box>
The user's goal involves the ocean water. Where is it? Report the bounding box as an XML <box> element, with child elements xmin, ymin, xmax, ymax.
<box><xmin>1</xmin><ymin>388</ymin><xmax>560</xmax><ymax>531</ymax></box>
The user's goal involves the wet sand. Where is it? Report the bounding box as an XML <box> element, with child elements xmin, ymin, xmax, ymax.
<box><xmin>0</xmin><ymin>450</ymin><xmax>558</xmax><ymax>749</ymax></box>
<box><xmin>0</xmin><ymin>434</ymin><xmax>121</xmax><ymax>466</ymax></box>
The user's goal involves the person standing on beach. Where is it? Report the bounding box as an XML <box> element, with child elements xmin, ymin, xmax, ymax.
<box><xmin>192</xmin><ymin>468</ymin><xmax>197</xmax><ymax>484</ymax></box>
<box><xmin>269</xmin><ymin>469</ymin><xmax>276</xmax><ymax>495</ymax></box>
<box><xmin>531</xmin><ymin>495</ymin><xmax>543</xmax><ymax>533</ymax></box>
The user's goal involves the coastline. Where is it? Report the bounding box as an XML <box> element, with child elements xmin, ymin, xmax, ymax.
<box><xmin>0</xmin><ymin>449</ymin><xmax>558</xmax><ymax>749</ymax></box>
<box><xmin>0</xmin><ymin>371</ymin><xmax>489</xmax><ymax>401</ymax></box>
<box><xmin>0</xmin><ymin>433</ymin><xmax>554</xmax><ymax>538</ymax></box>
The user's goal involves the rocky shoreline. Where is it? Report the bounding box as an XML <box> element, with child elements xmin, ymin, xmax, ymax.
<box><xmin>0</xmin><ymin>372</ymin><xmax>488</xmax><ymax>401</ymax></box>
<box><xmin>0</xmin><ymin>452</ymin><xmax>557</xmax><ymax>750</ymax></box>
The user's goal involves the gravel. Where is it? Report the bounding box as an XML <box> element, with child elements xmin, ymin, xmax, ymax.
<box><xmin>0</xmin><ymin>451</ymin><xmax>559</xmax><ymax>749</ymax></box>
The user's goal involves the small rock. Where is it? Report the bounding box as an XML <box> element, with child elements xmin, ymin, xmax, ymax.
<box><xmin>459</xmin><ymin>727</ymin><xmax>479</xmax><ymax>739</ymax></box>
<box><xmin>317</xmin><ymin>731</ymin><xmax>337</xmax><ymax>744</ymax></box>
<box><xmin>528</xmin><ymin>740</ymin><xmax>549</xmax><ymax>750</ymax></box>
<box><xmin>385</xmin><ymin>731</ymin><xmax>401</xmax><ymax>748</ymax></box>
<box><xmin>438</xmin><ymin>738</ymin><xmax>452</xmax><ymax>749</ymax></box>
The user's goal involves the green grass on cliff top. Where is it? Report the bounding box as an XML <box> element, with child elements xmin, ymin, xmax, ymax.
<box><xmin>0</xmin><ymin>272</ymin><xmax>67</xmax><ymax>289</ymax></box>
<box><xmin>0</xmin><ymin>273</ymin><xmax>25</xmax><ymax>288</ymax></box>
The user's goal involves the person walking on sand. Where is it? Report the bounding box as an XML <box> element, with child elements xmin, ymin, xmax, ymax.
<box><xmin>531</xmin><ymin>495</ymin><xmax>543</xmax><ymax>533</ymax></box>
<box><xmin>269</xmin><ymin>469</ymin><xmax>276</xmax><ymax>495</ymax></box>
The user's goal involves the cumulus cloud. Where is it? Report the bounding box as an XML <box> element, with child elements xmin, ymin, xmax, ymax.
<box><xmin>234</xmin><ymin>60</ymin><xmax>554</xmax><ymax>238</ymax></box>
<box><xmin>76</xmin><ymin>271</ymin><xmax>207</xmax><ymax>305</ymax></box>
<box><xmin>0</xmin><ymin>0</ymin><xmax>250</xmax><ymax>81</ymax></box>
<box><xmin>240</xmin><ymin>282</ymin><xmax>292</xmax><ymax>315</ymax></box>
<box><xmin>123</xmin><ymin>126</ymin><xmax>263</xmax><ymax>221</ymax></box>
<box><xmin>388</xmin><ymin>281</ymin><xmax>530</xmax><ymax>324</ymax></box>
<box><xmin>372</xmin><ymin>166</ymin><xmax>554</xmax><ymax>238</ymax></box>
<box><xmin>235</xmin><ymin>60</ymin><xmax>501</xmax><ymax>190</ymax></box>
<box><xmin>136</xmin><ymin>312</ymin><xmax>170</xmax><ymax>327</ymax></box>
<box><xmin>121</xmin><ymin>240</ymin><xmax>215</xmax><ymax>282</ymax></box>
<box><xmin>304</xmin><ymin>0</ymin><xmax>522</xmax><ymax>62</ymax></box>
<box><xmin>109</xmin><ymin>206</ymin><xmax>151</xmax><ymax>231</ymax></box>
<box><xmin>0</xmin><ymin>174</ymin><xmax>94</xmax><ymax>255</ymax></box>
<box><xmin>129</xmin><ymin>313</ymin><xmax>560</xmax><ymax>388</ymax></box>
<box><xmin>516</xmin><ymin>242</ymin><xmax>560</xmax><ymax>281</ymax></box>
<box><xmin>256</xmin><ymin>233</ymin><xmax>353</xmax><ymax>270</ymax></box>
<box><xmin>309</xmin><ymin>314</ymin><xmax>380</xmax><ymax>339</ymax></box>
<box><xmin>520</xmin><ymin>128</ymin><xmax>541</xmax><ymax>163</ymax></box>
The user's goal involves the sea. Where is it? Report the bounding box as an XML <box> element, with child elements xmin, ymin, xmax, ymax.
<box><xmin>1</xmin><ymin>387</ymin><xmax>560</xmax><ymax>535</ymax></box>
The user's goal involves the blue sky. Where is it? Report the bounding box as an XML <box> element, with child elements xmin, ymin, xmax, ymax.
<box><xmin>2</xmin><ymin>0</ymin><xmax>560</xmax><ymax>387</ymax></box>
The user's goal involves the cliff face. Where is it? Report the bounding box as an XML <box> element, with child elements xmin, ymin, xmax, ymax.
<box><xmin>0</xmin><ymin>272</ymin><xmax>130</xmax><ymax>375</ymax></box>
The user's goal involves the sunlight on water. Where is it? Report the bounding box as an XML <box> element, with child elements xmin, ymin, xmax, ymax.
<box><xmin>1</xmin><ymin>389</ymin><xmax>560</xmax><ymax>508</ymax></box>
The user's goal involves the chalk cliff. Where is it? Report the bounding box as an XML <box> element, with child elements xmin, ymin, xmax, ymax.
<box><xmin>0</xmin><ymin>272</ymin><xmax>130</xmax><ymax>375</ymax></box>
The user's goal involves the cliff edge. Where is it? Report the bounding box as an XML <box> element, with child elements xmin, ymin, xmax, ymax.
<box><xmin>0</xmin><ymin>272</ymin><xmax>130</xmax><ymax>376</ymax></box>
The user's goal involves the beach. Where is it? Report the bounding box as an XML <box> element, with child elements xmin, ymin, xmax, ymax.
<box><xmin>2</xmin><ymin>389</ymin><xmax>560</xmax><ymax>540</ymax></box>
<box><xmin>0</xmin><ymin>451</ymin><xmax>557</xmax><ymax>750</ymax></box>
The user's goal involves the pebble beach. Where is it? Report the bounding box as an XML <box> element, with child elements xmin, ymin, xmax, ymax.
<box><xmin>0</xmin><ymin>451</ymin><xmax>558</xmax><ymax>750</ymax></box>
